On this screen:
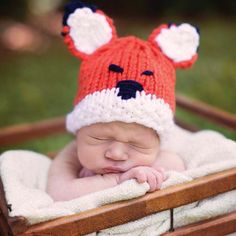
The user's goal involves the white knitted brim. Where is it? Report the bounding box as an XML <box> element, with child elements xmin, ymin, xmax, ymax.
<box><xmin>66</xmin><ymin>88</ymin><xmax>174</xmax><ymax>142</ymax></box>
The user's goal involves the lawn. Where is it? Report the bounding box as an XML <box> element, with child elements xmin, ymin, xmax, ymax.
<box><xmin>0</xmin><ymin>16</ymin><xmax>235</xmax><ymax>153</ymax></box>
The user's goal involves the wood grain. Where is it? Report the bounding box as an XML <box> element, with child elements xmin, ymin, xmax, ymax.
<box><xmin>0</xmin><ymin>116</ymin><xmax>66</xmax><ymax>146</ymax></box>
<box><xmin>163</xmin><ymin>211</ymin><xmax>236</xmax><ymax>236</ymax></box>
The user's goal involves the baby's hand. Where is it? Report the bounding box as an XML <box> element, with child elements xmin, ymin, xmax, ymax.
<box><xmin>118</xmin><ymin>166</ymin><xmax>166</xmax><ymax>192</ymax></box>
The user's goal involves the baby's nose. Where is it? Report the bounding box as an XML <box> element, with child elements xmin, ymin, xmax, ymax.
<box><xmin>105</xmin><ymin>143</ymin><xmax>128</xmax><ymax>161</ymax></box>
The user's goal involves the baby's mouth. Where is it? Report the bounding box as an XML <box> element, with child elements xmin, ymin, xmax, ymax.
<box><xmin>102</xmin><ymin>166</ymin><xmax>126</xmax><ymax>173</ymax></box>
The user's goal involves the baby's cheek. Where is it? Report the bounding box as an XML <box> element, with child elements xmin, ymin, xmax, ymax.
<box><xmin>78</xmin><ymin>155</ymin><xmax>93</xmax><ymax>169</ymax></box>
<box><xmin>131</xmin><ymin>152</ymin><xmax>157</xmax><ymax>166</ymax></box>
<box><xmin>77</xmin><ymin>148</ymin><xmax>91</xmax><ymax>167</ymax></box>
<box><xmin>78</xmin><ymin>146</ymin><xmax>105</xmax><ymax>169</ymax></box>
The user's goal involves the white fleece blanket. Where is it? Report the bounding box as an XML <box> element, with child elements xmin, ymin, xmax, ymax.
<box><xmin>1</xmin><ymin>125</ymin><xmax>236</xmax><ymax>236</ymax></box>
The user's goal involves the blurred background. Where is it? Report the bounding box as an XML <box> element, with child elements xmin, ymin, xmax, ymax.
<box><xmin>0</xmin><ymin>0</ymin><xmax>236</xmax><ymax>153</ymax></box>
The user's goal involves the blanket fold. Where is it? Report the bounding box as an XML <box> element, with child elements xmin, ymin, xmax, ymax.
<box><xmin>1</xmin><ymin>125</ymin><xmax>236</xmax><ymax>235</ymax></box>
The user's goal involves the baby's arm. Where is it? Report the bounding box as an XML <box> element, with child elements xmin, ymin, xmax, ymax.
<box><xmin>46</xmin><ymin>141</ymin><xmax>119</xmax><ymax>201</ymax></box>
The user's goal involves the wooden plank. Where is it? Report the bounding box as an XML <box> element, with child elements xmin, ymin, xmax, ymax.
<box><xmin>174</xmin><ymin>118</ymin><xmax>199</xmax><ymax>132</ymax></box>
<box><xmin>0</xmin><ymin>208</ymin><xmax>12</xmax><ymax>236</ymax></box>
<box><xmin>8</xmin><ymin>216</ymin><xmax>28</xmax><ymax>236</ymax></box>
<box><xmin>19</xmin><ymin>168</ymin><xmax>236</xmax><ymax>236</ymax></box>
<box><xmin>163</xmin><ymin>211</ymin><xmax>236</xmax><ymax>236</ymax></box>
<box><xmin>176</xmin><ymin>94</ymin><xmax>236</xmax><ymax>131</ymax></box>
<box><xmin>0</xmin><ymin>117</ymin><xmax>66</xmax><ymax>146</ymax></box>
<box><xmin>0</xmin><ymin>177</ymin><xmax>13</xmax><ymax>236</ymax></box>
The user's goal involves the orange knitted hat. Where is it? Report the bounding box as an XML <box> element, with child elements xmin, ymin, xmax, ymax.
<box><xmin>62</xmin><ymin>1</ymin><xmax>200</xmax><ymax>141</ymax></box>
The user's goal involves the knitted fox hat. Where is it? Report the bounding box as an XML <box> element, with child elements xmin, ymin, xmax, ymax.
<box><xmin>62</xmin><ymin>1</ymin><xmax>200</xmax><ymax>141</ymax></box>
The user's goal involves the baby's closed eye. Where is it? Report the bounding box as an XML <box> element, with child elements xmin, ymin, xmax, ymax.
<box><xmin>88</xmin><ymin>136</ymin><xmax>114</xmax><ymax>144</ymax></box>
<box><xmin>129</xmin><ymin>142</ymin><xmax>150</xmax><ymax>149</ymax></box>
<box><xmin>90</xmin><ymin>136</ymin><xmax>111</xmax><ymax>141</ymax></box>
<box><xmin>128</xmin><ymin>143</ymin><xmax>156</xmax><ymax>155</ymax></box>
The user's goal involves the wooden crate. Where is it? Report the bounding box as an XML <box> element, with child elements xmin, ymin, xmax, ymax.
<box><xmin>1</xmin><ymin>94</ymin><xmax>236</xmax><ymax>236</ymax></box>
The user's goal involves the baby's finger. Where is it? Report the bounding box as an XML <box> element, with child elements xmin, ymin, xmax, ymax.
<box><xmin>134</xmin><ymin>170</ymin><xmax>147</xmax><ymax>183</ymax></box>
<box><xmin>147</xmin><ymin>173</ymin><xmax>157</xmax><ymax>192</ymax></box>
<box><xmin>152</xmin><ymin>170</ymin><xmax>163</xmax><ymax>189</ymax></box>
<box><xmin>154</xmin><ymin>167</ymin><xmax>167</xmax><ymax>180</ymax></box>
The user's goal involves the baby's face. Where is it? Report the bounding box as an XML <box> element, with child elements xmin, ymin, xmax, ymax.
<box><xmin>76</xmin><ymin>121</ymin><xmax>160</xmax><ymax>174</ymax></box>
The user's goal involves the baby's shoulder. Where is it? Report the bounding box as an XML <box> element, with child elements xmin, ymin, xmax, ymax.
<box><xmin>51</xmin><ymin>141</ymin><xmax>79</xmax><ymax>169</ymax></box>
<box><xmin>158</xmin><ymin>150</ymin><xmax>180</xmax><ymax>159</ymax></box>
<box><xmin>154</xmin><ymin>150</ymin><xmax>185</xmax><ymax>171</ymax></box>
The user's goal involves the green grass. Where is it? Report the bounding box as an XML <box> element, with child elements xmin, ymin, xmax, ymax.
<box><xmin>1</xmin><ymin>134</ymin><xmax>74</xmax><ymax>154</ymax></box>
<box><xmin>0</xmin><ymin>17</ymin><xmax>235</xmax><ymax>153</ymax></box>
<box><xmin>0</xmin><ymin>42</ymin><xmax>79</xmax><ymax>125</ymax></box>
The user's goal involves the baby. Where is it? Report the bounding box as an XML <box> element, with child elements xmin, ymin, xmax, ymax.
<box><xmin>47</xmin><ymin>122</ymin><xmax>185</xmax><ymax>201</ymax></box>
<box><xmin>46</xmin><ymin>1</ymin><xmax>199</xmax><ymax>201</ymax></box>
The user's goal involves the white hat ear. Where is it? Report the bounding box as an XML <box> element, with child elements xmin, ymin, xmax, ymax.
<box><xmin>62</xmin><ymin>1</ymin><xmax>117</xmax><ymax>60</ymax></box>
<box><xmin>148</xmin><ymin>23</ymin><xmax>200</xmax><ymax>68</ymax></box>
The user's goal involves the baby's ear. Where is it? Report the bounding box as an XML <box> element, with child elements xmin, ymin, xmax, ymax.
<box><xmin>62</xmin><ymin>1</ymin><xmax>117</xmax><ymax>60</ymax></box>
<box><xmin>148</xmin><ymin>23</ymin><xmax>200</xmax><ymax>69</ymax></box>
